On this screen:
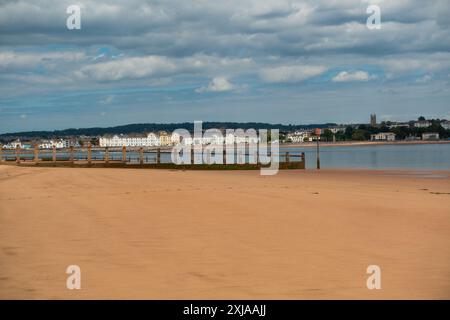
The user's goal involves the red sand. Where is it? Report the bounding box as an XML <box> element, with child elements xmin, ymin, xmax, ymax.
<box><xmin>0</xmin><ymin>166</ymin><xmax>449</xmax><ymax>299</ymax></box>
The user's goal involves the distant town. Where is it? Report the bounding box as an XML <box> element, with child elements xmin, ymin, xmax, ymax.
<box><xmin>1</xmin><ymin>115</ymin><xmax>449</xmax><ymax>150</ymax></box>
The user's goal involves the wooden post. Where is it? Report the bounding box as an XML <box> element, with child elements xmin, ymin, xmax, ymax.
<box><xmin>105</xmin><ymin>147</ymin><xmax>109</xmax><ymax>163</ymax></box>
<box><xmin>87</xmin><ymin>143</ymin><xmax>92</xmax><ymax>164</ymax></box>
<box><xmin>69</xmin><ymin>146</ymin><xmax>74</xmax><ymax>164</ymax></box>
<box><xmin>122</xmin><ymin>146</ymin><xmax>127</xmax><ymax>163</ymax></box>
<box><xmin>285</xmin><ymin>152</ymin><xmax>290</xmax><ymax>163</ymax></box>
<box><xmin>157</xmin><ymin>148</ymin><xmax>161</xmax><ymax>164</ymax></box>
<box><xmin>139</xmin><ymin>147</ymin><xmax>144</xmax><ymax>165</ymax></box>
<box><xmin>191</xmin><ymin>148</ymin><xmax>194</xmax><ymax>165</ymax></box>
<box><xmin>52</xmin><ymin>145</ymin><xmax>56</xmax><ymax>163</ymax></box>
<box><xmin>34</xmin><ymin>144</ymin><xmax>39</xmax><ymax>163</ymax></box>
<box><xmin>223</xmin><ymin>149</ymin><xmax>226</xmax><ymax>165</ymax></box>
<box><xmin>316</xmin><ymin>137</ymin><xmax>320</xmax><ymax>170</ymax></box>
<box><xmin>301</xmin><ymin>152</ymin><xmax>305</xmax><ymax>163</ymax></box>
<box><xmin>255</xmin><ymin>151</ymin><xmax>258</xmax><ymax>165</ymax></box>
<box><xmin>16</xmin><ymin>145</ymin><xmax>20</xmax><ymax>164</ymax></box>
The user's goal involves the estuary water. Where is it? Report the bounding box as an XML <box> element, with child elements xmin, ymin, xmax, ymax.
<box><xmin>4</xmin><ymin>142</ymin><xmax>450</xmax><ymax>170</ymax></box>
<box><xmin>280</xmin><ymin>143</ymin><xmax>450</xmax><ymax>170</ymax></box>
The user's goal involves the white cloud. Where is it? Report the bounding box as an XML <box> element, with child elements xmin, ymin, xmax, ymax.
<box><xmin>379</xmin><ymin>53</ymin><xmax>450</xmax><ymax>77</ymax></box>
<box><xmin>332</xmin><ymin>70</ymin><xmax>375</xmax><ymax>82</ymax></box>
<box><xmin>0</xmin><ymin>51</ymin><xmax>86</xmax><ymax>70</ymax></box>
<box><xmin>196</xmin><ymin>77</ymin><xmax>235</xmax><ymax>93</ymax></box>
<box><xmin>259</xmin><ymin>65</ymin><xmax>327</xmax><ymax>83</ymax></box>
<box><xmin>79</xmin><ymin>56</ymin><xmax>176</xmax><ymax>81</ymax></box>
<box><xmin>415</xmin><ymin>74</ymin><xmax>432</xmax><ymax>83</ymax></box>
<box><xmin>99</xmin><ymin>95</ymin><xmax>115</xmax><ymax>105</ymax></box>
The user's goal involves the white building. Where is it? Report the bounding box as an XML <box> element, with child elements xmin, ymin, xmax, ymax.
<box><xmin>40</xmin><ymin>140</ymin><xmax>64</xmax><ymax>149</ymax></box>
<box><xmin>287</xmin><ymin>131</ymin><xmax>312</xmax><ymax>143</ymax></box>
<box><xmin>38</xmin><ymin>139</ymin><xmax>79</xmax><ymax>149</ymax></box>
<box><xmin>414</xmin><ymin>120</ymin><xmax>431</xmax><ymax>128</ymax></box>
<box><xmin>422</xmin><ymin>132</ymin><xmax>439</xmax><ymax>140</ymax></box>
<box><xmin>328</xmin><ymin>126</ymin><xmax>346</xmax><ymax>134</ymax></box>
<box><xmin>441</xmin><ymin>121</ymin><xmax>450</xmax><ymax>130</ymax></box>
<box><xmin>370</xmin><ymin>132</ymin><xmax>396</xmax><ymax>141</ymax></box>
<box><xmin>171</xmin><ymin>132</ymin><xmax>181</xmax><ymax>145</ymax></box>
<box><xmin>99</xmin><ymin>133</ymin><xmax>160</xmax><ymax>147</ymax></box>
<box><xmin>2</xmin><ymin>139</ymin><xmax>23</xmax><ymax>149</ymax></box>
<box><xmin>388</xmin><ymin>122</ymin><xmax>410</xmax><ymax>129</ymax></box>
<box><xmin>179</xmin><ymin>130</ymin><xmax>259</xmax><ymax>146</ymax></box>
<box><xmin>100</xmin><ymin>130</ymin><xmax>278</xmax><ymax>147</ymax></box>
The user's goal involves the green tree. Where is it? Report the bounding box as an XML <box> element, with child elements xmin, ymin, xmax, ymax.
<box><xmin>351</xmin><ymin>129</ymin><xmax>366</xmax><ymax>141</ymax></box>
<box><xmin>90</xmin><ymin>137</ymin><xmax>99</xmax><ymax>146</ymax></box>
<box><xmin>358</xmin><ymin>124</ymin><xmax>368</xmax><ymax>130</ymax></box>
<box><xmin>335</xmin><ymin>131</ymin><xmax>345</xmax><ymax>141</ymax></box>
<box><xmin>322</xmin><ymin>129</ymin><xmax>334</xmax><ymax>142</ymax></box>
<box><xmin>344</xmin><ymin>126</ymin><xmax>354</xmax><ymax>140</ymax></box>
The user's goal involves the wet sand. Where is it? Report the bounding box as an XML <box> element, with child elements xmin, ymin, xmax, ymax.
<box><xmin>0</xmin><ymin>165</ymin><xmax>449</xmax><ymax>299</ymax></box>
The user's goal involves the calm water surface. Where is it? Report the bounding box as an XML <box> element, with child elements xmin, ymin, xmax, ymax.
<box><xmin>281</xmin><ymin>143</ymin><xmax>450</xmax><ymax>170</ymax></box>
<box><xmin>4</xmin><ymin>143</ymin><xmax>450</xmax><ymax>170</ymax></box>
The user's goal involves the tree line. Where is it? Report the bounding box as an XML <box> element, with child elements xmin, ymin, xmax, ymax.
<box><xmin>320</xmin><ymin>120</ymin><xmax>450</xmax><ymax>142</ymax></box>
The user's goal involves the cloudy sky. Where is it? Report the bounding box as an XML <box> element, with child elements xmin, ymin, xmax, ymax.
<box><xmin>1</xmin><ymin>0</ymin><xmax>450</xmax><ymax>133</ymax></box>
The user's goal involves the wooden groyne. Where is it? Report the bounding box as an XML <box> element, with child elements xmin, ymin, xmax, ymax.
<box><xmin>0</xmin><ymin>145</ymin><xmax>306</xmax><ymax>170</ymax></box>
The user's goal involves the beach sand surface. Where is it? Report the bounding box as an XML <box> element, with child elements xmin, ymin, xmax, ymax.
<box><xmin>0</xmin><ymin>165</ymin><xmax>449</xmax><ymax>299</ymax></box>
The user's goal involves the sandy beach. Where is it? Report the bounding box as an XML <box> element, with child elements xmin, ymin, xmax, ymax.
<box><xmin>0</xmin><ymin>165</ymin><xmax>449</xmax><ymax>299</ymax></box>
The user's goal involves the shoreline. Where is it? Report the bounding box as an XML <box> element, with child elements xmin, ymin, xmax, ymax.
<box><xmin>280</xmin><ymin>140</ymin><xmax>450</xmax><ymax>148</ymax></box>
<box><xmin>1</xmin><ymin>162</ymin><xmax>449</xmax><ymax>172</ymax></box>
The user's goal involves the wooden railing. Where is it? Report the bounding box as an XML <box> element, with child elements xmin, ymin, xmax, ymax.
<box><xmin>0</xmin><ymin>145</ymin><xmax>306</xmax><ymax>169</ymax></box>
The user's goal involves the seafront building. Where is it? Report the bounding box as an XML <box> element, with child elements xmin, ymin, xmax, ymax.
<box><xmin>38</xmin><ymin>139</ymin><xmax>80</xmax><ymax>149</ymax></box>
<box><xmin>422</xmin><ymin>132</ymin><xmax>440</xmax><ymax>140</ymax></box>
<box><xmin>441</xmin><ymin>121</ymin><xmax>450</xmax><ymax>130</ymax></box>
<box><xmin>286</xmin><ymin>131</ymin><xmax>312</xmax><ymax>143</ymax></box>
<box><xmin>99</xmin><ymin>131</ymin><xmax>261</xmax><ymax>147</ymax></box>
<box><xmin>1</xmin><ymin>139</ymin><xmax>80</xmax><ymax>149</ymax></box>
<box><xmin>370</xmin><ymin>132</ymin><xmax>396</xmax><ymax>141</ymax></box>
<box><xmin>2</xmin><ymin>139</ymin><xmax>24</xmax><ymax>149</ymax></box>
<box><xmin>158</xmin><ymin>131</ymin><xmax>172</xmax><ymax>146</ymax></box>
<box><xmin>99</xmin><ymin>133</ymin><xmax>160</xmax><ymax>147</ymax></box>
<box><xmin>180</xmin><ymin>131</ymin><xmax>259</xmax><ymax>146</ymax></box>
